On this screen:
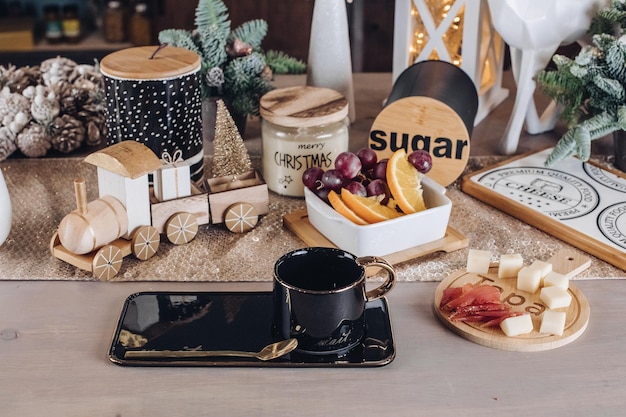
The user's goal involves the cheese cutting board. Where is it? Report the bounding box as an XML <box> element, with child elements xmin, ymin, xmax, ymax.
<box><xmin>433</xmin><ymin>249</ymin><xmax>591</xmax><ymax>352</ymax></box>
<box><xmin>462</xmin><ymin>148</ymin><xmax>626</xmax><ymax>271</ymax></box>
<box><xmin>283</xmin><ymin>209</ymin><xmax>468</xmax><ymax>265</ymax></box>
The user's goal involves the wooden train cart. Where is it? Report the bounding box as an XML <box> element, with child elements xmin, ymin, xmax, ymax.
<box><xmin>205</xmin><ymin>170</ymin><xmax>269</xmax><ymax>233</ymax></box>
<box><xmin>50</xmin><ymin>142</ymin><xmax>269</xmax><ymax>280</ymax></box>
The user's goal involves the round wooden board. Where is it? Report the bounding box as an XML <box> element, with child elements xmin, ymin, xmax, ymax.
<box><xmin>433</xmin><ymin>267</ymin><xmax>590</xmax><ymax>352</ymax></box>
<box><xmin>369</xmin><ymin>96</ymin><xmax>470</xmax><ymax>187</ymax></box>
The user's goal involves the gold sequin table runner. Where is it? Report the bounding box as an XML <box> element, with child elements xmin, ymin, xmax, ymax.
<box><xmin>0</xmin><ymin>156</ymin><xmax>623</xmax><ymax>281</ymax></box>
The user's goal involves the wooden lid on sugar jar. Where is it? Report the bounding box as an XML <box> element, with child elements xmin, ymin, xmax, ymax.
<box><xmin>369</xmin><ymin>60</ymin><xmax>478</xmax><ymax>187</ymax></box>
<box><xmin>260</xmin><ymin>86</ymin><xmax>349</xmax><ymax>128</ymax></box>
<box><xmin>100</xmin><ymin>45</ymin><xmax>201</xmax><ymax>80</ymax></box>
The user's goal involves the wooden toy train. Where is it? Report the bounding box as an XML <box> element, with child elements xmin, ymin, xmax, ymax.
<box><xmin>50</xmin><ymin>141</ymin><xmax>269</xmax><ymax>280</ymax></box>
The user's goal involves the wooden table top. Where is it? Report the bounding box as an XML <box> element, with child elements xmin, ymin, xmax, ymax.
<box><xmin>1</xmin><ymin>279</ymin><xmax>624</xmax><ymax>416</ymax></box>
<box><xmin>1</xmin><ymin>72</ymin><xmax>624</xmax><ymax>416</ymax></box>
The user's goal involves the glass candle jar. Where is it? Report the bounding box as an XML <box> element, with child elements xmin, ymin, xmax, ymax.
<box><xmin>260</xmin><ymin>86</ymin><xmax>350</xmax><ymax>197</ymax></box>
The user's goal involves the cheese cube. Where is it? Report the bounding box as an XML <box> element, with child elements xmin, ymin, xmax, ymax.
<box><xmin>539</xmin><ymin>286</ymin><xmax>572</xmax><ymax>309</ymax></box>
<box><xmin>498</xmin><ymin>254</ymin><xmax>524</xmax><ymax>278</ymax></box>
<box><xmin>529</xmin><ymin>260</ymin><xmax>552</xmax><ymax>280</ymax></box>
<box><xmin>466</xmin><ymin>249</ymin><xmax>492</xmax><ymax>274</ymax></box>
<box><xmin>543</xmin><ymin>271</ymin><xmax>569</xmax><ymax>290</ymax></box>
<box><xmin>539</xmin><ymin>310</ymin><xmax>566</xmax><ymax>336</ymax></box>
<box><xmin>500</xmin><ymin>314</ymin><xmax>534</xmax><ymax>337</ymax></box>
<box><xmin>517</xmin><ymin>266</ymin><xmax>542</xmax><ymax>293</ymax></box>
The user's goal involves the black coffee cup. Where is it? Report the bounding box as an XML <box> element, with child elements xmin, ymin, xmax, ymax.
<box><xmin>273</xmin><ymin>247</ymin><xmax>396</xmax><ymax>355</ymax></box>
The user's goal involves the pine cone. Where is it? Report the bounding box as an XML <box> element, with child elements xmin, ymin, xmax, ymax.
<box><xmin>16</xmin><ymin>122</ymin><xmax>51</xmax><ymax>157</ymax></box>
<box><xmin>76</xmin><ymin>94</ymin><xmax>106</xmax><ymax>146</ymax></box>
<box><xmin>226</xmin><ymin>38</ymin><xmax>252</xmax><ymax>58</ymax></box>
<box><xmin>54</xmin><ymin>81</ymin><xmax>89</xmax><ymax>115</ymax></box>
<box><xmin>84</xmin><ymin>119</ymin><xmax>104</xmax><ymax>146</ymax></box>
<box><xmin>69</xmin><ymin>64</ymin><xmax>102</xmax><ymax>89</ymax></box>
<box><xmin>0</xmin><ymin>64</ymin><xmax>16</xmax><ymax>90</ymax></box>
<box><xmin>40</xmin><ymin>57</ymin><xmax>77</xmax><ymax>86</ymax></box>
<box><xmin>50</xmin><ymin>114</ymin><xmax>85</xmax><ymax>153</ymax></box>
<box><xmin>0</xmin><ymin>126</ymin><xmax>17</xmax><ymax>161</ymax></box>
<box><xmin>29</xmin><ymin>86</ymin><xmax>60</xmax><ymax>124</ymax></box>
<box><xmin>0</xmin><ymin>88</ymin><xmax>31</xmax><ymax>127</ymax></box>
<box><xmin>205</xmin><ymin>67</ymin><xmax>225</xmax><ymax>88</ymax></box>
<box><xmin>10</xmin><ymin>65</ymin><xmax>42</xmax><ymax>94</ymax></box>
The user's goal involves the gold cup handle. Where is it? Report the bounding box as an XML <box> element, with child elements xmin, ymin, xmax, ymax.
<box><xmin>357</xmin><ymin>256</ymin><xmax>396</xmax><ymax>302</ymax></box>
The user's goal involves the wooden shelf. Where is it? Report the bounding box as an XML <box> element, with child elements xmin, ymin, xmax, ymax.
<box><xmin>0</xmin><ymin>31</ymin><xmax>132</xmax><ymax>66</ymax></box>
<box><xmin>32</xmin><ymin>31</ymin><xmax>132</xmax><ymax>52</ymax></box>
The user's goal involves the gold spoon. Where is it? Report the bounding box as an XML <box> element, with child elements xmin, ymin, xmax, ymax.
<box><xmin>124</xmin><ymin>338</ymin><xmax>298</xmax><ymax>361</ymax></box>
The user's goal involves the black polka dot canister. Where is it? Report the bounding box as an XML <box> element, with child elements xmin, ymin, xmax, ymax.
<box><xmin>100</xmin><ymin>46</ymin><xmax>203</xmax><ymax>181</ymax></box>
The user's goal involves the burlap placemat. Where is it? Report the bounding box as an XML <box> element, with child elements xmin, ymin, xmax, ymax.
<box><xmin>0</xmin><ymin>156</ymin><xmax>623</xmax><ymax>281</ymax></box>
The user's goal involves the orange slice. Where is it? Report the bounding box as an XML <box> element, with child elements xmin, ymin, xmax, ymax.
<box><xmin>328</xmin><ymin>190</ymin><xmax>368</xmax><ymax>225</ymax></box>
<box><xmin>341</xmin><ymin>188</ymin><xmax>401</xmax><ymax>224</ymax></box>
<box><xmin>386</xmin><ymin>149</ymin><xmax>426</xmax><ymax>214</ymax></box>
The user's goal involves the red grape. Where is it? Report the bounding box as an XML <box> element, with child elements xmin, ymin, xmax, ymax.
<box><xmin>408</xmin><ymin>150</ymin><xmax>432</xmax><ymax>174</ymax></box>
<box><xmin>356</xmin><ymin>148</ymin><xmax>377</xmax><ymax>170</ymax></box>
<box><xmin>345</xmin><ymin>181</ymin><xmax>367</xmax><ymax>197</ymax></box>
<box><xmin>334</xmin><ymin>151</ymin><xmax>362</xmax><ymax>179</ymax></box>
<box><xmin>302</xmin><ymin>166</ymin><xmax>325</xmax><ymax>191</ymax></box>
<box><xmin>315</xmin><ymin>187</ymin><xmax>330</xmax><ymax>204</ymax></box>
<box><xmin>366</xmin><ymin>179</ymin><xmax>386</xmax><ymax>197</ymax></box>
<box><xmin>321</xmin><ymin>169</ymin><xmax>345</xmax><ymax>192</ymax></box>
<box><xmin>366</xmin><ymin>179</ymin><xmax>390</xmax><ymax>205</ymax></box>
<box><xmin>372</xmin><ymin>159</ymin><xmax>388</xmax><ymax>180</ymax></box>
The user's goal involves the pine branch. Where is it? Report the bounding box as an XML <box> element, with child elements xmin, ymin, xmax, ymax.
<box><xmin>195</xmin><ymin>0</ymin><xmax>230</xmax><ymax>35</ymax></box>
<box><xmin>230</xmin><ymin>19</ymin><xmax>268</xmax><ymax>49</ymax></box>
<box><xmin>158</xmin><ymin>29</ymin><xmax>202</xmax><ymax>56</ymax></box>
<box><xmin>196</xmin><ymin>26</ymin><xmax>228</xmax><ymax>68</ymax></box>
<box><xmin>545</xmin><ymin>109</ymin><xmax>624</xmax><ymax>165</ymax></box>
<box><xmin>264</xmin><ymin>50</ymin><xmax>307</xmax><ymax>74</ymax></box>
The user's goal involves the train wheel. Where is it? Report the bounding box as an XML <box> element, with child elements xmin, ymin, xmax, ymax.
<box><xmin>166</xmin><ymin>212</ymin><xmax>198</xmax><ymax>245</ymax></box>
<box><xmin>224</xmin><ymin>202</ymin><xmax>258</xmax><ymax>233</ymax></box>
<box><xmin>49</xmin><ymin>231</ymin><xmax>61</xmax><ymax>255</ymax></box>
<box><xmin>92</xmin><ymin>244</ymin><xmax>123</xmax><ymax>280</ymax></box>
<box><xmin>131</xmin><ymin>225</ymin><xmax>160</xmax><ymax>260</ymax></box>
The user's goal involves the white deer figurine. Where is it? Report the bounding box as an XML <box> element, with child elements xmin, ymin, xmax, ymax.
<box><xmin>488</xmin><ymin>0</ymin><xmax>608</xmax><ymax>154</ymax></box>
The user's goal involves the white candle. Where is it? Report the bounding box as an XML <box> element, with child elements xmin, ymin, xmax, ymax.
<box><xmin>0</xmin><ymin>168</ymin><xmax>11</xmax><ymax>245</ymax></box>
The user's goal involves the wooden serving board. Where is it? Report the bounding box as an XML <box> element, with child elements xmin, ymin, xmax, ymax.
<box><xmin>433</xmin><ymin>249</ymin><xmax>591</xmax><ymax>352</ymax></box>
<box><xmin>462</xmin><ymin>148</ymin><xmax>626</xmax><ymax>271</ymax></box>
<box><xmin>283</xmin><ymin>209</ymin><xmax>468</xmax><ymax>265</ymax></box>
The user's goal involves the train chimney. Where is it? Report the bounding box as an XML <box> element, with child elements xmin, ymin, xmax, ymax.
<box><xmin>74</xmin><ymin>179</ymin><xmax>88</xmax><ymax>214</ymax></box>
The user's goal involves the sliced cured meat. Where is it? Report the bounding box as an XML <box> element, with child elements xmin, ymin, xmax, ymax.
<box><xmin>439</xmin><ymin>283</ymin><xmax>523</xmax><ymax>327</ymax></box>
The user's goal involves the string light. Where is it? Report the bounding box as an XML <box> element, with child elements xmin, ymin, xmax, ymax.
<box><xmin>409</xmin><ymin>0</ymin><xmax>464</xmax><ymax>66</ymax></box>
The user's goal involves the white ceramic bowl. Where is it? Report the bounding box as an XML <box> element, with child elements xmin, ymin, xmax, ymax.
<box><xmin>304</xmin><ymin>175</ymin><xmax>451</xmax><ymax>257</ymax></box>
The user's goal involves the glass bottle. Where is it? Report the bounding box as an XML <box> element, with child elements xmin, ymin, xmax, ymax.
<box><xmin>62</xmin><ymin>4</ymin><xmax>81</xmax><ymax>44</ymax></box>
<box><xmin>44</xmin><ymin>5</ymin><xmax>63</xmax><ymax>44</ymax></box>
<box><xmin>129</xmin><ymin>2</ymin><xmax>152</xmax><ymax>46</ymax></box>
<box><xmin>103</xmin><ymin>1</ymin><xmax>126</xmax><ymax>43</ymax></box>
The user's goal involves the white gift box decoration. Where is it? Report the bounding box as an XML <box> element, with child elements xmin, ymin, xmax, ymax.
<box><xmin>153</xmin><ymin>150</ymin><xmax>192</xmax><ymax>202</ymax></box>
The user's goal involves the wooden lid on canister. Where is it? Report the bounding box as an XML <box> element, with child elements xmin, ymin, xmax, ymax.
<box><xmin>100</xmin><ymin>45</ymin><xmax>201</xmax><ymax>80</ymax></box>
<box><xmin>260</xmin><ymin>86</ymin><xmax>349</xmax><ymax>128</ymax></box>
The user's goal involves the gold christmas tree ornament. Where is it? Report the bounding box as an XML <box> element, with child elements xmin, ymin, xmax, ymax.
<box><xmin>211</xmin><ymin>99</ymin><xmax>253</xmax><ymax>179</ymax></box>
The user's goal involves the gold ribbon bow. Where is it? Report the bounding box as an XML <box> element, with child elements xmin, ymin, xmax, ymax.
<box><xmin>161</xmin><ymin>149</ymin><xmax>183</xmax><ymax>165</ymax></box>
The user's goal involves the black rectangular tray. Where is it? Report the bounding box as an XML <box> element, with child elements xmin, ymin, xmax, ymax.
<box><xmin>108</xmin><ymin>291</ymin><xmax>395</xmax><ymax>367</ymax></box>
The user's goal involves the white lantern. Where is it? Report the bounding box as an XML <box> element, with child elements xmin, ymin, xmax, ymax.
<box><xmin>393</xmin><ymin>0</ymin><xmax>509</xmax><ymax>124</ymax></box>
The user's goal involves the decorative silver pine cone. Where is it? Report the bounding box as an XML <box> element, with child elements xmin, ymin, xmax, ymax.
<box><xmin>40</xmin><ymin>57</ymin><xmax>77</xmax><ymax>86</ymax></box>
<box><xmin>0</xmin><ymin>126</ymin><xmax>17</xmax><ymax>161</ymax></box>
<box><xmin>16</xmin><ymin>123</ymin><xmax>51</xmax><ymax>157</ymax></box>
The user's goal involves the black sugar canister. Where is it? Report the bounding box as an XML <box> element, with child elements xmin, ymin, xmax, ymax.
<box><xmin>369</xmin><ymin>60</ymin><xmax>478</xmax><ymax>187</ymax></box>
<box><xmin>100</xmin><ymin>46</ymin><xmax>204</xmax><ymax>181</ymax></box>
